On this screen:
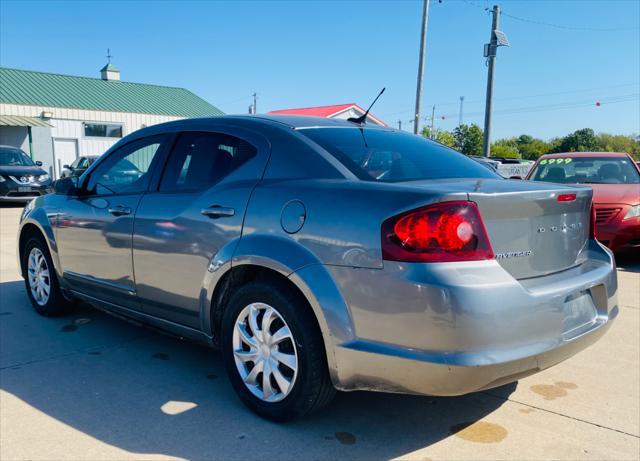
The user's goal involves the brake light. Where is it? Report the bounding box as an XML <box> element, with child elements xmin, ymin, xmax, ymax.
<box><xmin>557</xmin><ymin>193</ymin><xmax>576</xmax><ymax>202</ymax></box>
<box><xmin>382</xmin><ymin>201</ymin><xmax>494</xmax><ymax>262</ymax></box>
<box><xmin>589</xmin><ymin>203</ymin><xmax>596</xmax><ymax>239</ymax></box>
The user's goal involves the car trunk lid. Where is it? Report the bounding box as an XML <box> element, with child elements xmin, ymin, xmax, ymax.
<box><xmin>398</xmin><ymin>178</ymin><xmax>592</xmax><ymax>279</ymax></box>
<box><xmin>466</xmin><ymin>180</ymin><xmax>592</xmax><ymax>279</ymax></box>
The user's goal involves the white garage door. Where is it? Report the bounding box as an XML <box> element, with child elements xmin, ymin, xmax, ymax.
<box><xmin>53</xmin><ymin>138</ymin><xmax>78</xmax><ymax>179</ymax></box>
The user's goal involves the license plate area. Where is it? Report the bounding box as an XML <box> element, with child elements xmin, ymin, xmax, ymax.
<box><xmin>18</xmin><ymin>186</ymin><xmax>33</xmax><ymax>192</ymax></box>
<box><xmin>562</xmin><ymin>291</ymin><xmax>597</xmax><ymax>338</ymax></box>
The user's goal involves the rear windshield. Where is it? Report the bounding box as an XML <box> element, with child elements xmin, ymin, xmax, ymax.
<box><xmin>529</xmin><ymin>156</ymin><xmax>640</xmax><ymax>185</ymax></box>
<box><xmin>0</xmin><ymin>147</ymin><xmax>35</xmax><ymax>166</ymax></box>
<box><xmin>298</xmin><ymin>127</ymin><xmax>499</xmax><ymax>182</ymax></box>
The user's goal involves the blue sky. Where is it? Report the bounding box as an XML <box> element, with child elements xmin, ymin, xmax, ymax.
<box><xmin>1</xmin><ymin>0</ymin><xmax>638</xmax><ymax>140</ymax></box>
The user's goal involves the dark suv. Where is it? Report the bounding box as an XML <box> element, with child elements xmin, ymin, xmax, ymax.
<box><xmin>0</xmin><ymin>145</ymin><xmax>52</xmax><ymax>202</ymax></box>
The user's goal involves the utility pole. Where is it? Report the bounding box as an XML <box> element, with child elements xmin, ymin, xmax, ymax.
<box><xmin>252</xmin><ymin>92</ymin><xmax>257</xmax><ymax>115</ymax></box>
<box><xmin>482</xmin><ymin>5</ymin><xmax>509</xmax><ymax>157</ymax></box>
<box><xmin>430</xmin><ymin>105</ymin><xmax>435</xmax><ymax>138</ymax></box>
<box><xmin>413</xmin><ymin>0</ymin><xmax>431</xmax><ymax>134</ymax></box>
<box><xmin>459</xmin><ymin>96</ymin><xmax>464</xmax><ymax>127</ymax></box>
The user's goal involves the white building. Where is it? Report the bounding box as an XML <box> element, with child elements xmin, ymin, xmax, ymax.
<box><xmin>0</xmin><ymin>64</ymin><xmax>222</xmax><ymax>178</ymax></box>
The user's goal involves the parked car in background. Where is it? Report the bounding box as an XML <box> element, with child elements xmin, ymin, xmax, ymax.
<box><xmin>0</xmin><ymin>145</ymin><xmax>52</xmax><ymax>202</ymax></box>
<box><xmin>527</xmin><ymin>152</ymin><xmax>640</xmax><ymax>254</ymax></box>
<box><xmin>490</xmin><ymin>157</ymin><xmax>535</xmax><ymax>178</ymax></box>
<box><xmin>469</xmin><ymin>155</ymin><xmax>500</xmax><ymax>172</ymax></box>
<box><xmin>60</xmin><ymin>155</ymin><xmax>100</xmax><ymax>178</ymax></box>
<box><xmin>19</xmin><ymin>116</ymin><xmax>617</xmax><ymax>421</ymax></box>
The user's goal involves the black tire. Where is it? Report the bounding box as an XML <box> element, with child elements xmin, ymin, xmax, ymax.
<box><xmin>22</xmin><ymin>235</ymin><xmax>70</xmax><ymax>316</ymax></box>
<box><xmin>221</xmin><ymin>279</ymin><xmax>335</xmax><ymax>421</ymax></box>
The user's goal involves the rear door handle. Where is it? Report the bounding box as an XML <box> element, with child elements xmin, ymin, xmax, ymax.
<box><xmin>108</xmin><ymin>205</ymin><xmax>132</xmax><ymax>216</ymax></box>
<box><xmin>201</xmin><ymin>206</ymin><xmax>235</xmax><ymax>218</ymax></box>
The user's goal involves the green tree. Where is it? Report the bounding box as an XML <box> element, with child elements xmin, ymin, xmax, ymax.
<box><xmin>596</xmin><ymin>133</ymin><xmax>640</xmax><ymax>159</ymax></box>
<box><xmin>491</xmin><ymin>138</ymin><xmax>520</xmax><ymax>158</ymax></box>
<box><xmin>453</xmin><ymin>124</ymin><xmax>484</xmax><ymax>155</ymax></box>
<box><xmin>515</xmin><ymin>134</ymin><xmax>552</xmax><ymax>160</ymax></box>
<box><xmin>555</xmin><ymin>128</ymin><xmax>600</xmax><ymax>153</ymax></box>
<box><xmin>421</xmin><ymin>127</ymin><xmax>456</xmax><ymax>148</ymax></box>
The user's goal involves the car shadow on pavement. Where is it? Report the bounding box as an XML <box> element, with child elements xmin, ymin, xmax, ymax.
<box><xmin>0</xmin><ymin>279</ymin><xmax>515</xmax><ymax>460</ymax></box>
<box><xmin>615</xmin><ymin>253</ymin><xmax>640</xmax><ymax>273</ymax></box>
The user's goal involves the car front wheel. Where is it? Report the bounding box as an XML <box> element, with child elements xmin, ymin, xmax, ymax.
<box><xmin>221</xmin><ymin>280</ymin><xmax>335</xmax><ymax>421</ymax></box>
<box><xmin>22</xmin><ymin>236</ymin><xmax>70</xmax><ymax>316</ymax></box>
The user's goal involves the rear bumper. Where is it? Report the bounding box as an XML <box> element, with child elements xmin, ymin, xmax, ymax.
<box><xmin>324</xmin><ymin>241</ymin><xmax>617</xmax><ymax>396</ymax></box>
<box><xmin>334</xmin><ymin>317</ymin><xmax>613</xmax><ymax>396</ymax></box>
<box><xmin>597</xmin><ymin>216</ymin><xmax>640</xmax><ymax>253</ymax></box>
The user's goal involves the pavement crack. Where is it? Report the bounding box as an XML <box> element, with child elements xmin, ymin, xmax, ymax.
<box><xmin>480</xmin><ymin>390</ymin><xmax>640</xmax><ymax>439</ymax></box>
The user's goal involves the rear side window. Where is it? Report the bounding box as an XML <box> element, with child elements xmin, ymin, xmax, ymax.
<box><xmin>298</xmin><ymin>127</ymin><xmax>499</xmax><ymax>182</ymax></box>
<box><xmin>160</xmin><ymin>132</ymin><xmax>257</xmax><ymax>192</ymax></box>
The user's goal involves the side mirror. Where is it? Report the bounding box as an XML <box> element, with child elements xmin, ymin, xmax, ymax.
<box><xmin>53</xmin><ymin>176</ymin><xmax>80</xmax><ymax>196</ymax></box>
<box><xmin>63</xmin><ymin>164</ymin><xmax>70</xmax><ymax>169</ymax></box>
<box><xmin>35</xmin><ymin>161</ymin><xmax>43</xmax><ymax>166</ymax></box>
<box><xmin>509</xmin><ymin>175</ymin><xmax>523</xmax><ymax>180</ymax></box>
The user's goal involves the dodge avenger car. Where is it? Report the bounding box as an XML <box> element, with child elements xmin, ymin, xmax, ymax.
<box><xmin>18</xmin><ymin>116</ymin><xmax>617</xmax><ymax>421</ymax></box>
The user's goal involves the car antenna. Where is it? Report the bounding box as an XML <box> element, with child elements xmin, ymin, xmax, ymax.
<box><xmin>348</xmin><ymin>87</ymin><xmax>385</xmax><ymax>125</ymax></box>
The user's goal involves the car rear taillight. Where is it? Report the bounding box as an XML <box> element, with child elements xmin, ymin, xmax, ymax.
<box><xmin>381</xmin><ymin>201</ymin><xmax>494</xmax><ymax>262</ymax></box>
<box><xmin>589</xmin><ymin>202</ymin><xmax>596</xmax><ymax>239</ymax></box>
<box><xmin>557</xmin><ymin>193</ymin><xmax>577</xmax><ymax>202</ymax></box>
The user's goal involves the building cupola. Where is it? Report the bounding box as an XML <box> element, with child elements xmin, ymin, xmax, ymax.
<box><xmin>100</xmin><ymin>49</ymin><xmax>120</xmax><ymax>81</ymax></box>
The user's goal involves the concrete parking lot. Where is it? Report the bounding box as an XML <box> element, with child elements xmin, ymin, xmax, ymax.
<box><xmin>0</xmin><ymin>204</ymin><xmax>638</xmax><ymax>461</ymax></box>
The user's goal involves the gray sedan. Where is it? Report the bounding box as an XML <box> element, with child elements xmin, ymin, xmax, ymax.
<box><xmin>18</xmin><ymin>115</ymin><xmax>617</xmax><ymax>421</ymax></box>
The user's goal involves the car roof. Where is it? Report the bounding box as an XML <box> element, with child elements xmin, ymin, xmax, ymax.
<box><xmin>175</xmin><ymin>114</ymin><xmax>394</xmax><ymax>131</ymax></box>
<box><xmin>539</xmin><ymin>152</ymin><xmax>629</xmax><ymax>159</ymax></box>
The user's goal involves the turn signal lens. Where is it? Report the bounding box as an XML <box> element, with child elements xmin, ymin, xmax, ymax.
<box><xmin>382</xmin><ymin>201</ymin><xmax>494</xmax><ymax>262</ymax></box>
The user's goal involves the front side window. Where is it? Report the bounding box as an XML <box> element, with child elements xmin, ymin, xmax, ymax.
<box><xmin>298</xmin><ymin>127</ymin><xmax>499</xmax><ymax>182</ymax></box>
<box><xmin>0</xmin><ymin>147</ymin><xmax>35</xmax><ymax>166</ymax></box>
<box><xmin>84</xmin><ymin>123</ymin><xmax>123</xmax><ymax>138</ymax></box>
<box><xmin>86</xmin><ymin>136</ymin><xmax>164</xmax><ymax>195</ymax></box>
<box><xmin>530</xmin><ymin>157</ymin><xmax>640</xmax><ymax>185</ymax></box>
<box><xmin>159</xmin><ymin>132</ymin><xmax>257</xmax><ymax>192</ymax></box>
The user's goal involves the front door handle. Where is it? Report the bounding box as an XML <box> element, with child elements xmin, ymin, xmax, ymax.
<box><xmin>201</xmin><ymin>206</ymin><xmax>235</xmax><ymax>219</ymax></box>
<box><xmin>108</xmin><ymin>205</ymin><xmax>132</xmax><ymax>216</ymax></box>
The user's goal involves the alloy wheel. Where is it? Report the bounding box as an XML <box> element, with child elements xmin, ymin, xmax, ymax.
<box><xmin>27</xmin><ymin>247</ymin><xmax>50</xmax><ymax>306</ymax></box>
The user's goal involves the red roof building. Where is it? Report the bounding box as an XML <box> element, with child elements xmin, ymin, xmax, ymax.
<box><xmin>268</xmin><ymin>103</ymin><xmax>386</xmax><ymax>126</ymax></box>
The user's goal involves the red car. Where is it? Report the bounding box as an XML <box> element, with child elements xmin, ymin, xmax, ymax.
<box><xmin>527</xmin><ymin>152</ymin><xmax>640</xmax><ymax>254</ymax></box>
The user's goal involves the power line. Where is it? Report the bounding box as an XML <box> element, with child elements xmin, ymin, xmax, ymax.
<box><xmin>460</xmin><ymin>0</ymin><xmax>639</xmax><ymax>32</ymax></box>
<box><xmin>391</xmin><ymin>93</ymin><xmax>639</xmax><ymax>124</ymax></box>
<box><xmin>383</xmin><ymin>82</ymin><xmax>640</xmax><ymax>116</ymax></box>
<box><xmin>500</xmin><ymin>11</ymin><xmax>639</xmax><ymax>32</ymax></box>
<box><xmin>444</xmin><ymin>93</ymin><xmax>639</xmax><ymax>119</ymax></box>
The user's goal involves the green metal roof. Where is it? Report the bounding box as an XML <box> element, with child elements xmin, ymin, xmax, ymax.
<box><xmin>0</xmin><ymin>67</ymin><xmax>223</xmax><ymax>117</ymax></box>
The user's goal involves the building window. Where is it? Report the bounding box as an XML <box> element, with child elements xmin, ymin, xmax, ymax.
<box><xmin>83</xmin><ymin>123</ymin><xmax>123</xmax><ymax>138</ymax></box>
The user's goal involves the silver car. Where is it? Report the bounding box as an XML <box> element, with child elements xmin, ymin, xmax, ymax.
<box><xmin>18</xmin><ymin>116</ymin><xmax>617</xmax><ymax>421</ymax></box>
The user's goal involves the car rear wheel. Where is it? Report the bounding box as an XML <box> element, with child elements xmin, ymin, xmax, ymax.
<box><xmin>22</xmin><ymin>236</ymin><xmax>70</xmax><ymax>316</ymax></box>
<box><xmin>221</xmin><ymin>280</ymin><xmax>335</xmax><ymax>421</ymax></box>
